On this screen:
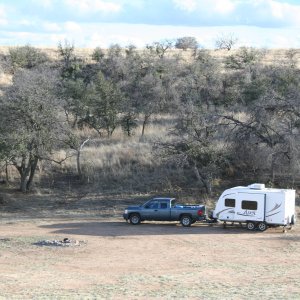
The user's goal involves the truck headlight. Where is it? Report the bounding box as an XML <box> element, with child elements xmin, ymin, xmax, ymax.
<box><xmin>124</xmin><ymin>209</ymin><xmax>128</xmax><ymax>214</ymax></box>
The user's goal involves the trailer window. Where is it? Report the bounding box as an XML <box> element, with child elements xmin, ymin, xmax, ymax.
<box><xmin>242</xmin><ymin>200</ymin><xmax>257</xmax><ymax>210</ymax></box>
<box><xmin>225</xmin><ymin>198</ymin><xmax>235</xmax><ymax>207</ymax></box>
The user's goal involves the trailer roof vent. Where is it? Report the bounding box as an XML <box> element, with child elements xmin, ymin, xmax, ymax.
<box><xmin>248</xmin><ymin>183</ymin><xmax>265</xmax><ymax>190</ymax></box>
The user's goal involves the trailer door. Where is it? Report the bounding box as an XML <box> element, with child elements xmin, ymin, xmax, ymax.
<box><xmin>235</xmin><ymin>193</ymin><xmax>265</xmax><ymax>222</ymax></box>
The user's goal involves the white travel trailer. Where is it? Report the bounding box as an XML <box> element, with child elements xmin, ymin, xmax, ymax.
<box><xmin>212</xmin><ymin>183</ymin><xmax>296</xmax><ymax>231</ymax></box>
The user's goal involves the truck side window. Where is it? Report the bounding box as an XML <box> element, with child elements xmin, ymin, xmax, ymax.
<box><xmin>160</xmin><ymin>203</ymin><xmax>168</xmax><ymax>209</ymax></box>
<box><xmin>146</xmin><ymin>201</ymin><xmax>159</xmax><ymax>209</ymax></box>
<box><xmin>225</xmin><ymin>198</ymin><xmax>235</xmax><ymax>207</ymax></box>
<box><xmin>241</xmin><ymin>200</ymin><xmax>257</xmax><ymax>210</ymax></box>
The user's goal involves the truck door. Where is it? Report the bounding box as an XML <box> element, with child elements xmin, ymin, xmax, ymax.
<box><xmin>235</xmin><ymin>193</ymin><xmax>265</xmax><ymax>222</ymax></box>
<box><xmin>156</xmin><ymin>200</ymin><xmax>171</xmax><ymax>221</ymax></box>
<box><xmin>142</xmin><ymin>200</ymin><xmax>171</xmax><ymax>221</ymax></box>
<box><xmin>142</xmin><ymin>199</ymin><xmax>160</xmax><ymax>220</ymax></box>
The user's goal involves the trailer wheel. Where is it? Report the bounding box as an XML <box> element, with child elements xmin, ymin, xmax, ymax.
<box><xmin>180</xmin><ymin>215</ymin><xmax>192</xmax><ymax>227</ymax></box>
<box><xmin>257</xmin><ymin>222</ymin><xmax>267</xmax><ymax>232</ymax></box>
<box><xmin>246</xmin><ymin>221</ymin><xmax>256</xmax><ymax>231</ymax></box>
<box><xmin>129</xmin><ymin>213</ymin><xmax>141</xmax><ymax>225</ymax></box>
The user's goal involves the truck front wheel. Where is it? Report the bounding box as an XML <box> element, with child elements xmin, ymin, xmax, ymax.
<box><xmin>129</xmin><ymin>213</ymin><xmax>141</xmax><ymax>225</ymax></box>
<box><xmin>180</xmin><ymin>215</ymin><xmax>192</xmax><ymax>227</ymax></box>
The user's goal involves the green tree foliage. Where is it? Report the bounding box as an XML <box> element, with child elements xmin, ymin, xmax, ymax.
<box><xmin>9</xmin><ymin>45</ymin><xmax>49</xmax><ymax>70</ymax></box>
<box><xmin>2</xmin><ymin>42</ymin><xmax>300</xmax><ymax>193</ymax></box>
<box><xmin>80</xmin><ymin>72</ymin><xmax>125</xmax><ymax>137</ymax></box>
<box><xmin>92</xmin><ymin>47</ymin><xmax>105</xmax><ymax>62</ymax></box>
<box><xmin>225</xmin><ymin>47</ymin><xmax>265</xmax><ymax>70</ymax></box>
<box><xmin>0</xmin><ymin>67</ymin><xmax>68</xmax><ymax>192</ymax></box>
<box><xmin>221</xmin><ymin>58</ymin><xmax>300</xmax><ymax>183</ymax></box>
<box><xmin>177</xmin><ymin>50</ymin><xmax>222</xmax><ymax>108</ymax></box>
<box><xmin>159</xmin><ymin>104</ymin><xmax>227</xmax><ymax>195</ymax></box>
<box><xmin>58</xmin><ymin>40</ymin><xmax>82</xmax><ymax>79</ymax></box>
<box><xmin>175</xmin><ymin>37</ymin><xmax>198</xmax><ymax>51</ymax></box>
<box><xmin>120</xmin><ymin>113</ymin><xmax>138</xmax><ymax>136</ymax></box>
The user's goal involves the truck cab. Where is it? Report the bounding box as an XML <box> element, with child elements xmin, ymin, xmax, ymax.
<box><xmin>141</xmin><ymin>198</ymin><xmax>176</xmax><ymax>221</ymax></box>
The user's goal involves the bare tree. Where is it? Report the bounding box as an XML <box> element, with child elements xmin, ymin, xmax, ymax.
<box><xmin>215</xmin><ymin>33</ymin><xmax>238</xmax><ymax>51</ymax></box>
<box><xmin>146</xmin><ymin>40</ymin><xmax>174</xmax><ymax>58</ymax></box>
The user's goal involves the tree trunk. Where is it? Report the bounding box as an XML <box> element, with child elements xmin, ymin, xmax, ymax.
<box><xmin>141</xmin><ymin>115</ymin><xmax>150</xmax><ymax>137</ymax></box>
<box><xmin>13</xmin><ymin>155</ymin><xmax>32</xmax><ymax>192</ymax></box>
<box><xmin>77</xmin><ymin>138</ymin><xmax>90</xmax><ymax>178</ymax></box>
<box><xmin>77</xmin><ymin>150</ymin><xmax>82</xmax><ymax>177</ymax></box>
<box><xmin>26</xmin><ymin>157</ymin><xmax>39</xmax><ymax>191</ymax></box>
<box><xmin>203</xmin><ymin>179</ymin><xmax>212</xmax><ymax>195</ymax></box>
<box><xmin>270</xmin><ymin>152</ymin><xmax>276</xmax><ymax>183</ymax></box>
<box><xmin>5</xmin><ymin>161</ymin><xmax>9</xmax><ymax>183</ymax></box>
<box><xmin>20</xmin><ymin>173</ymin><xmax>28</xmax><ymax>193</ymax></box>
<box><xmin>72</xmin><ymin>115</ymin><xmax>78</xmax><ymax>129</ymax></box>
<box><xmin>192</xmin><ymin>161</ymin><xmax>212</xmax><ymax>195</ymax></box>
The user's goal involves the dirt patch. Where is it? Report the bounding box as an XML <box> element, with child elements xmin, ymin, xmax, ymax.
<box><xmin>0</xmin><ymin>216</ymin><xmax>300</xmax><ymax>299</ymax></box>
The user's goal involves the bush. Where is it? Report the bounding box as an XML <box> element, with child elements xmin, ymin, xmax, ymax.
<box><xmin>175</xmin><ymin>37</ymin><xmax>198</xmax><ymax>51</ymax></box>
<box><xmin>9</xmin><ymin>45</ymin><xmax>49</xmax><ymax>69</ymax></box>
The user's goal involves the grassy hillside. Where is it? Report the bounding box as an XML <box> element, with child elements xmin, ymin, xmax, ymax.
<box><xmin>1</xmin><ymin>45</ymin><xmax>299</xmax><ymax>202</ymax></box>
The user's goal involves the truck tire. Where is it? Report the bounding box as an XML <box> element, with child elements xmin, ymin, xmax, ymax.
<box><xmin>257</xmin><ymin>222</ymin><xmax>267</xmax><ymax>232</ymax></box>
<box><xmin>180</xmin><ymin>215</ymin><xmax>192</xmax><ymax>227</ymax></box>
<box><xmin>246</xmin><ymin>221</ymin><xmax>256</xmax><ymax>231</ymax></box>
<box><xmin>129</xmin><ymin>213</ymin><xmax>141</xmax><ymax>225</ymax></box>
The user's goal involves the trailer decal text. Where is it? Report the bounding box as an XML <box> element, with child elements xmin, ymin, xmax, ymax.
<box><xmin>237</xmin><ymin>210</ymin><xmax>256</xmax><ymax>217</ymax></box>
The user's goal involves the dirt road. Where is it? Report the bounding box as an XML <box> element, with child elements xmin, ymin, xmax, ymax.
<box><xmin>0</xmin><ymin>217</ymin><xmax>300</xmax><ymax>299</ymax></box>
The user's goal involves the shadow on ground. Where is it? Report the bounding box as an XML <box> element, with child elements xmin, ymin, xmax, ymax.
<box><xmin>39</xmin><ymin>220</ymin><xmax>267</xmax><ymax>237</ymax></box>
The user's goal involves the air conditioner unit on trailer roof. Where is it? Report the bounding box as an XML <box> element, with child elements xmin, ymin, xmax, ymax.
<box><xmin>248</xmin><ymin>183</ymin><xmax>265</xmax><ymax>190</ymax></box>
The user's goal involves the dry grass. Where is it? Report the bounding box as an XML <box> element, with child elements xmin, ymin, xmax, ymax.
<box><xmin>1</xmin><ymin>45</ymin><xmax>299</xmax><ymax>64</ymax></box>
<box><xmin>58</xmin><ymin>116</ymin><xmax>177</xmax><ymax>191</ymax></box>
<box><xmin>0</xmin><ymin>72</ymin><xmax>12</xmax><ymax>87</ymax></box>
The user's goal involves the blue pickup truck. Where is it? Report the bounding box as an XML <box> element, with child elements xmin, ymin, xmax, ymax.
<box><xmin>123</xmin><ymin>197</ymin><xmax>206</xmax><ymax>227</ymax></box>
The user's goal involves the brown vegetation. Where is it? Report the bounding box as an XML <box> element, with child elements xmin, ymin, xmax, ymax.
<box><xmin>0</xmin><ymin>44</ymin><xmax>300</xmax><ymax>196</ymax></box>
<box><xmin>0</xmin><ymin>43</ymin><xmax>300</xmax><ymax>299</ymax></box>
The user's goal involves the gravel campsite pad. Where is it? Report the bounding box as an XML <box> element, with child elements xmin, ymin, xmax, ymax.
<box><xmin>0</xmin><ymin>218</ymin><xmax>300</xmax><ymax>299</ymax></box>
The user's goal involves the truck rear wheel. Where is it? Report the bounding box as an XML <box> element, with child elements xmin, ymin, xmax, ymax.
<box><xmin>246</xmin><ymin>221</ymin><xmax>256</xmax><ymax>231</ymax></box>
<box><xmin>129</xmin><ymin>213</ymin><xmax>141</xmax><ymax>225</ymax></box>
<box><xmin>180</xmin><ymin>215</ymin><xmax>192</xmax><ymax>227</ymax></box>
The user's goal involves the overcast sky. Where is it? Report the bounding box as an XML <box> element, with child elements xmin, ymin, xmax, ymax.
<box><xmin>0</xmin><ymin>0</ymin><xmax>300</xmax><ymax>48</ymax></box>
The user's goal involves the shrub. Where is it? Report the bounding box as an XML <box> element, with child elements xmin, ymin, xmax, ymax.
<box><xmin>9</xmin><ymin>45</ymin><xmax>49</xmax><ymax>69</ymax></box>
